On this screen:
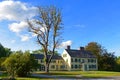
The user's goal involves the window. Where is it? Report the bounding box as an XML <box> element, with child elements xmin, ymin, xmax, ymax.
<box><xmin>88</xmin><ymin>59</ymin><xmax>96</xmax><ymax>63</ymax></box>
<box><xmin>92</xmin><ymin>65</ymin><xmax>96</xmax><ymax>68</ymax></box>
<box><xmin>51</xmin><ymin>60</ymin><xmax>56</xmax><ymax>63</ymax></box>
<box><xmin>75</xmin><ymin>58</ymin><xmax>77</xmax><ymax>62</ymax></box>
<box><xmin>40</xmin><ymin>65</ymin><xmax>45</xmax><ymax>71</ymax></box>
<box><xmin>60</xmin><ymin>65</ymin><xmax>65</xmax><ymax>69</ymax></box>
<box><xmin>60</xmin><ymin>60</ymin><xmax>63</xmax><ymax>63</ymax></box>
<box><xmin>71</xmin><ymin>58</ymin><xmax>73</xmax><ymax>62</ymax></box>
<box><xmin>75</xmin><ymin>65</ymin><xmax>77</xmax><ymax>69</ymax></box>
<box><xmin>82</xmin><ymin>59</ymin><xmax>85</xmax><ymax>63</ymax></box>
<box><xmin>88</xmin><ymin>59</ymin><xmax>90</xmax><ymax>62</ymax></box>
<box><xmin>66</xmin><ymin>59</ymin><xmax>68</xmax><ymax>62</ymax></box>
<box><xmin>51</xmin><ymin>65</ymin><xmax>55</xmax><ymax>69</ymax></box>
<box><xmin>91</xmin><ymin>59</ymin><xmax>94</xmax><ymax>63</ymax></box>
<box><xmin>79</xmin><ymin>65</ymin><xmax>82</xmax><ymax>68</ymax></box>
<box><xmin>41</xmin><ymin>59</ymin><xmax>44</xmax><ymax>63</ymax></box>
<box><xmin>89</xmin><ymin>65</ymin><xmax>96</xmax><ymax>69</ymax></box>
<box><xmin>89</xmin><ymin>65</ymin><xmax>92</xmax><ymax>68</ymax></box>
<box><xmin>79</xmin><ymin>59</ymin><xmax>81</xmax><ymax>62</ymax></box>
<box><xmin>71</xmin><ymin>65</ymin><xmax>73</xmax><ymax>69</ymax></box>
<box><xmin>35</xmin><ymin>59</ymin><xmax>38</xmax><ymax>63</ymax></box>
<box><xmin>94</xmin><ymin>59</ymin><xmax>96</xmax><ymax>63</ymax></box>
<box><xmin>63</xmin><ymin>54</ymin><xmax>67</xmax><ymax>57</ymax></box>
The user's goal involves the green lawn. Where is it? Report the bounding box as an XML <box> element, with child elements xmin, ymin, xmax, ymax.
<box><xmin>16</xmin><ymin>77</ymin><xmax>53</xmax><ymax>80</ymax></box>
<box><xmin>81</xmin><ymin>71</ymin><xmax>120</xmax><ymax>78</ymax></box>
<box><xmin>0</xmin><ymin>77</ymin><xmax>52</xmax><ymax>80</ymax></box>
<box><xmin>0</xmin><ymin>72</ymin><xmax>52</xmax><ymax>80</ymax></box>
<box><xmin>1</xmin><ymin>71</ymin><xmax>120</xmax><ymax>80</ymax></box>
<box><xmin>35</xmin><ymin>71</ymin><xmax>120</xmax><ymax>78</ymax></box>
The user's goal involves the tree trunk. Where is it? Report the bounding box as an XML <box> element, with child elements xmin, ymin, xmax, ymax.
<box><xmin>10</xmin><ymin>70</ymin><xmax>15</xmax><ymax>79</ymax></box>
<box><xmin>45</xmin><ymin>63</ymin><xmax>49</xmax><ymax>73</ymax></box>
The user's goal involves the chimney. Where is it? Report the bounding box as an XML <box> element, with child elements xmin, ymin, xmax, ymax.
<box><xmin>67</xmin><ymin>45</ymin><xmax>70</xmax><ymax>50</ymax></box>
<box><xmin>80</xmin><ymin>47</ymin><xmax>84</xmax><ymax>50</ymax></box>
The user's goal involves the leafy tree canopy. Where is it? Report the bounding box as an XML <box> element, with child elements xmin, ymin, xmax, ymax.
<box><xmin>0</xmin><ymin>43</ymin><xmax>12</xmax><ymax>58</ymax></box>
<box><xmin>85</xmin><ymin>42</ymin><xmax>116</xmax><ymax>71</ymax></box>
<box><xmin>32</xmin><ymin>49</ymin><xmax>59</xmax><ymax>55</ymax></box>
<box><xmin>2</xmin><ymin>51</ymin><xmax>38</xmax><ymax>78</ymax></box>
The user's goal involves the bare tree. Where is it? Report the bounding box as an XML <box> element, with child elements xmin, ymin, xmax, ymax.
<box><xmin>27</xmin><ymin>6</ymin><xmax>63</xmax><ymax>73</ymax></box>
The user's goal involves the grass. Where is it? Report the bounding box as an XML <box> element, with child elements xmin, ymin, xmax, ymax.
<box><xmin>1</xmin><ymin>71</ymin><xmax>120</xmax><ymax>80</ymax></box>
<box><xmin>81</xmin><ymin>71</ymin><xmax>120</xmax><ymax>78</ymax></box>
<box><xmin>35</xmin><ymin>71</ymin><xmax>120</xmax><ymax>78</ymax></box>
<box><xmin>0</xmin><ymin>76</ymin><xmax>52</xmax><ymax>80</ymax></box>
<box><xmin>0</xmin><ymin>72</ymin><xmax>52</xmax><ymax>80</ymax></box>
<box><xmin>16</xmin><ymin>77</ymin><xmax>53</xmax><ymax>80</ymax></box>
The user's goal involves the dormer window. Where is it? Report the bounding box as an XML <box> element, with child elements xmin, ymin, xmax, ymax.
<box><xmin>63</xmin><ymin>54</ymin><xmax>67</xmax><ymax>57</ymax></box>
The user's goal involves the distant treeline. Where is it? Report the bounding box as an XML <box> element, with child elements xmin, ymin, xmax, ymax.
<box><xmin>0</xmin><ymin>42</ymin><xmax>120</xmax><ymax>72</ymax></box>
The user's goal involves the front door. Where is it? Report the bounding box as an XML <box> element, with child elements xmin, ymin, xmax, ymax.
<box><xmin>40</xmin><ymin>65</ymin><xmax>45</xmax><ymax>71</ymax></box>
<box><xmin>84</xmin><ymin>64</ymin><xmax>87</xmax><ymax>71</ymax></box>
<box><xmin>56</xmin><ymin>65</ymin><xmax>58</xmax><ymax>70</ymax></box>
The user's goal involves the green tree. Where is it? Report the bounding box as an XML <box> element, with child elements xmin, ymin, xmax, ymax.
<box><xmin>115</xmin><ymin>57</ymin><xmax>120</xmax><ymax>72</ymax></box>
<box><xmin>100</xmin><ymin>52</ymin><xmax>116</xmax><ymax>71</ymax></box>
<box><xmin>0</xmin><ymin>43</ymin><xmax>12</xmax><ymax>58</ymax></box>
<box><xmin>2</xmin><ymin>51</ymin><xmax>38</xmax><ymax>78</ymax></box>
<box><xmin>32</xmin><ymin>49</ymin><xmax>59</xmax><ymax>55</ymax></box>
<box><xmin>32</xmin><ymin>49</ymin><xmax>44</xmax><ymax>54</ymax></box>
<box><xmin>85</xmin><ymin>42</ymin><xmax>116</xmax><ymax>71</ymax></box>
<box><xmin>0</xmin><ymin>57</ymin><xmax>6</xmax><ymax>70</ymax></box>
<box><xmin>27</xmin><ymin>6</ymin><xmax>63</xmax><ymax>73</ymax></box>
<box><xmin>0</xmin><ymin>43</ymin><xmax>12</xmax><ymax>70</ymax></box>
<box><xmin>85</xmin><ymin>42</ymin><xmax>103</xmax><ymax>57</ymax></box>
<box><xmin>4</xmin><ymin>48</ymin><xmax>12</xmax><ymax>57</ymax></box>
<box><xmin>0</xmin><ymin>43</ymin><xmax>6</xmax><ymax>58</ymax></box>
<box><xmin>85</xmin><ymin>42</ymin><xmax>104</xmax><ymax>70</ymax></box>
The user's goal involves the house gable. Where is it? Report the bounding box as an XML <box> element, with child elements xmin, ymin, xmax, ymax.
<box><xmin>61</xmin><ymin>49</ymin><xmax>71</xmax><ymax>70</ymax></box>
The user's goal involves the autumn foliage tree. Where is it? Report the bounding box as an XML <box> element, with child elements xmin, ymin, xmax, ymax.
<box><xmin>85</xmin><ymin>42</ymin><xmax>116</xmax><ymax>71</ymax></box>
<box><xmin>85</xmin><ymin>42</ymin><xmax>103</xmax><ymax>70</ymax></box>
<box><xmin>27</xmin><ymin>6</ymin><xmax>63</xmax><ymax>73</ymax></box>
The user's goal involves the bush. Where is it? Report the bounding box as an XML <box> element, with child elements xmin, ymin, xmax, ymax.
<box><xmin>2</xmin><ymin>51</ymin><xmax>38</xmax><ymax>77</ymax></box>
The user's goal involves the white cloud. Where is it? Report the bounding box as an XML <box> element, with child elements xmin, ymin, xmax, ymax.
<box><xmin>0</xmin><ymin>0</ymin><xmax>37</xmax><ymax>21</ymax></box>
<box><xmin>59</xmin><ymin>40</ymin><xmax>72</xmax><ymax>48</ymax></box>
<box><xmin>11</xmin><ymin>40</ymin><xmax>15</xmax><ymax>43</ymax></box>
<box><xmin>0</xmin><ymin>0</ymin><xmax>38</xmax><ymax>42</ymax></box>
<box><xmin>9</xmin><ymin>21</ymin><xmax>28</xmax><ymax>33</ymax></box>
<box><xmin>32</xmin><ymin>33</ymin><xmax>37</xmax><ymax>37</ymax></box>
<box><xmin>19</xmin><ymin>35</ymin><xmax>31</xmax><ymax>42</ymax></box>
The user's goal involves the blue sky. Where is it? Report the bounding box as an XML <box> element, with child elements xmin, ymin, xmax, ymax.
<box><xmin>0</xmin><ymin>0</ymin><xmax>120</xmax><ymax>56</ymax></box>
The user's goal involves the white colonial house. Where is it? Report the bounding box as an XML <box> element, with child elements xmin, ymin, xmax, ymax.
<box><xmin>32</xmin><ymin>46</ymin><xmax>98</xmax><ymax>71</ymax></box>
<box><xmin>61</xmin><ymin>46</ymin><xmax>98</xmax><ymax>71</ymax></box>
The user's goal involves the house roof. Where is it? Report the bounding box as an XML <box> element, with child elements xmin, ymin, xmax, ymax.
<box><xmin>65</xmin><ymin>49</ymin><xmax>96</xmax><ymax>58</ymax></box>
<box><xmin>31</xmin><ymin>54</ymin><xmax>63</xmax><ymax>60</ymax></box>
